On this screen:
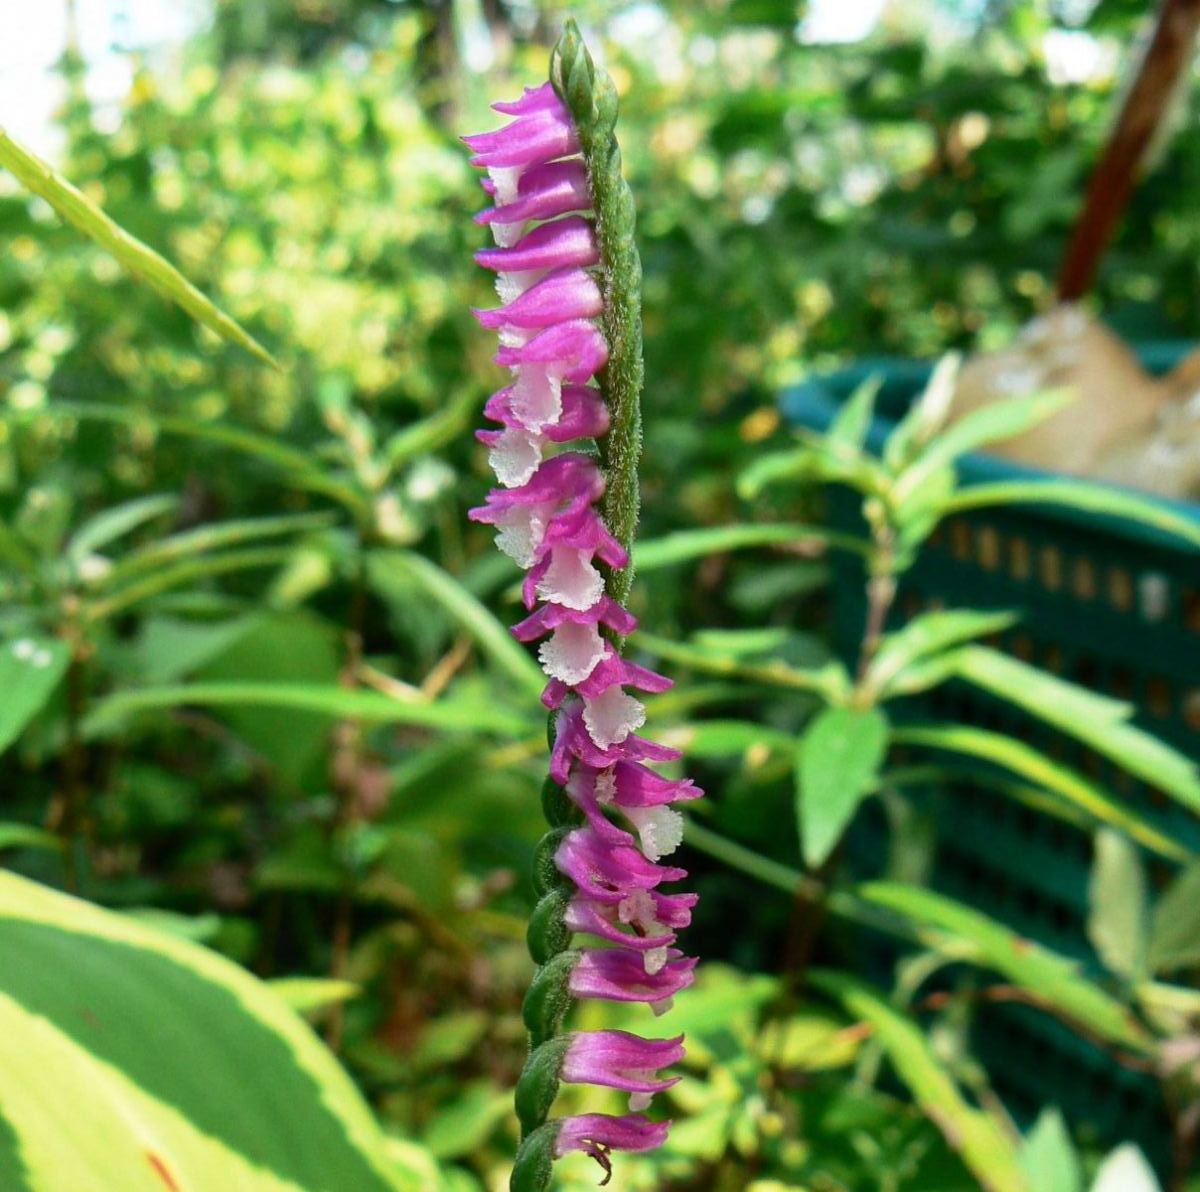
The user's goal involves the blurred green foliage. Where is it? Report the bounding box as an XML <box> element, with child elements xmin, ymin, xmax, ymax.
<box><xmin>2</xmin><ymin>1</ymin><xmax>1200</xmax><ymax>1189</ymax></box>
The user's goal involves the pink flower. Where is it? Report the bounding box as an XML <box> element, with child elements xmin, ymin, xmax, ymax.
<box><xmin>554</xmin><ymin>1113</ymin><xmax>671</xmax><ymax>1184</ymax></box>
<box><xmin>466</xmin><ymin>70</ymin><xmax>700</xmax><ymax>1179</ymax></box>
<box><xmin>561</xmin><ymin>1030</ymin><xmax>685</xmax><ymax>1101</ymax></box>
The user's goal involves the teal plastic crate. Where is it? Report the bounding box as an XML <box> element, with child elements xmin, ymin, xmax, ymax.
<box><xmin>780</xmin><ymin>349</ymin><xmax>1200</xmax><ymax>1166</ymax></box>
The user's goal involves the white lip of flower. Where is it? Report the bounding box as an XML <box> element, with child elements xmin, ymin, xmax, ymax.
<box><xmin>487</xmin><ymin>426</ymin><xmax>544</xmax><ymax>488</ymax></box>
<box><xmin>536</xmin><ymin>546</ymin><xmax>605</xmax><ymax>612</ymax></box>
<box><xmin>583</xmin><ymin>686</ymin><xmax>646</xmax><ymax>749</ymax></box>
<box><xmin>538</xmin><ymin>621</ymin><xmax>606</xmax><ymax>685</ymax></box>
<box><xmin>650</xmin><ymin>997</ymin><xmax>674</xmax><ymax>1018</ymax></box>
<box><xmin>486</xmin><ymin>169</ymin><xmax>526</xmax><ymax>247</ymax></box>
<box><xmin>495</xmin><ymin>267</ymin><xmax>546</xmax><ymax>305</ymax></box>
<box><xmin>628</xmin><ymin>1090</ymin><xmax>654</xmax><ymax>1112</ymax></box>
<box><xmin>593</xmin><ymin>768</ymin><xmax>618</xmax><ymax>805</ymax></box>
<box><xmin>494</xmin><ymin>502</ymin><xmax>554</xmax><ymax>568</ymax></box>
<box><xmin>617</xmin><ymin>890</ymin><xmax>671</xmax><ymax>974</ymax></box>
<box><xmin>623</xmin><ymin>806</ymin><xmax>684</xmax><ymax>863</ymax></box>
<box><xmin>508</xmin><ymin>361</ymin><xmax>564</xmax><ymax>432</ymax></box>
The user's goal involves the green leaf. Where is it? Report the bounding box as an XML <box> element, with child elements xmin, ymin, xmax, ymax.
<box><xmin>0</xmin><ymin>129</ymin><xmax>277</xmax><ymax>367</ymax></box>
<box><xmin>660</xmin><ymin>720</ymin><xmax>795</xmax><ymax>758</ymax></box>
<box><xmin>421</xmin><ymin>1081</ymin><xmax>511</xmax><ymax>1160</ymax></box>
<box><xmin>884</xmin><ymin>353</ymin><xmax>960</xmax><ymax>470</ymax></box>
<box><xmin>953</xmin><ymin>645</ymin><xmax>1200</xmax><ymax>818</ymax></box>
<box><xmin>636</xmin><ymin>630</ymin><xmax>851</xmax><ymax>701</ymax></box>
<box><xmin>939</xmin><ymin>479</ymin><xmax>1200</xmax><ymax>552</ymax></box>
<box><xmin>268</xmin><ymin>978</ymin><xmax>361</xmax><ymax>1016</ymax></box>
<box><xmin>1147</xmin><ymin>862</ymin><xmax>1200</xmax><ymax>974</ymax></box>
<box><xmin>0</xmin><ymin>823</ymin><xmax>62</xmax><ymax>853</ymax></box>
<box><xmin>796</xmin><ymin>706</ymin><xmax>890</xmax><ymax>867</ymax></box>
<box><xmin>86</xmin><ymin>546</ymin><xmax>297</xmax><ymax>621</ymax></box>
<box><xmin>66</xmin><ymin>495</ymin><xmax>179</xmax><ymax>565</ymax></box>
<box><xmin>367</xmin><ymin>551</ymin><xmax>543</xmax><ymax>700</ymax></box>
<box><xmin>810</xmin><ymin>970</ymin><xmax>1028</xmax><ymax>1192</ymax></box>
<box><xmin>20</xmin><ymin>402</ymin><xmax>367</xmax><ymax>518</ymax></box>
<box><xmin>868</xmin><ymin>609</ymin><xmax>1017</xmax><ymax>696</ymax></box>
<box><xmin>85</xmin><ymin>682</ymin><xmax>531</xmax><ymax>738</ymax></box>
<box><xmin>1087</xmin><ymin>829</ymin><xmax>1148</xmax><ymax>981</ymax></box>
<box><xmin>827</xmin><ymin>376</ymin><xmax>880</xmax><ymax>452</ymax></box>
<box><xmin>102</xmin><ymin>513</ymin><xmax>337</xmax><ymax>588</ymax></box>
<box><xmin>0</xmin><ymin>870</ymin><xmax>409</xmax><ymax>1191</ymax></box>
<box><xmin>382</xmin><ymin>391</ymin><xmax>476</xmax><ymax>470</ymax></box>
<box><xmin>633</xmin><ymin>522</ymin><xmax>866</xmax><ymax>569</ymax></box>
<box><xmin>892</xmin><ymin>724</ymin><xmax>1188</xmax><ymax>862</ymax></box>
<box><xmin>0</xmin><ymin>636</ymin><xmax>71</xmax><ymax>757</ymax></box>
<box><xmin>1020</xmin><ymin>1108</ymin><xmax>1082</xmax><ymax>1192</ymax></box>
<box><xmin>1089</xmin><ymin>1145</ymin><xmax>1162</xmax><ymax>1192</ymax></box>
<box><xmin>858</xmin><ymin>882</ymin><xmax>1153</xmax><ymax>1053</ymax></box>
<box><xmin>893</xmin><ymin>388</ymin><xmax>1073</xmax><ymax>505</ymax></box>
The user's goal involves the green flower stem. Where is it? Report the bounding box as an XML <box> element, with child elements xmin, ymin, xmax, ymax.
<box><xmin>551</xmin><ymin>19</ymin><xmax>644</xmax><ymax>612</ymax></box>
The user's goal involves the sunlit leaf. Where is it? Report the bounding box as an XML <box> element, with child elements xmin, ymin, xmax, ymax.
<box><xmin>0</xmin><ymin>870</ymin><xmax>410</xmax><ymax>1191</ymax></box>
<box><xmin>953</xmin><ymin>645</ymin><xmax>1200</xmax><ymax>818</ymax></box>
<box><xmin>940</xmin><ymin>479</ymin><xmax>1200</xmax><ymax>551</ymax></box>
<box><xmin>858</xmin><ymin>882</ymin><xmax>1153</xmax><ymax>1052</ymax></box>
<box><xmin>1087</xmin><ymin>829</ymin><xmax>1148</xmax><ymax>981</ymax></box>
<box><xmin>0</xmin><ymin>129</ymin><xmax>277</xmax><ymax>367</ymax></box>
<box><xmin>85</xmin><ymin>681</ymin><xmax>531</xmax><ymax>738</ymax></box>
<box><xmin>1147</xmin><ymin>861</ymin><xmax>1200</xmax><ymax>974</ymax></box>
<box><xmin>796</xmin><ymin>705</ymin><xmax>889</xmax><ymax>867</ymax></box>
<box><xmin>892</xmin><ymin>723</ymin><xmax>1188</xmax><ymax>862</ymax></box>
<box><xmin>0</xmin><ymin>636</ymin><xmax>70</xmax><ymax>757</ymax></box>
<box><xmin>1020</xmin><ymin>1108</ymin><xmax>1082</xmax><ymax>1192</ymax></box>
<box><xmin>810</xmin><ymin>970</ymin><xmax>1028</xmax><ymax>1192</ymax></box>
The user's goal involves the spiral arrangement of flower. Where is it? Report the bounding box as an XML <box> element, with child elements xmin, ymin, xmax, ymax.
<box><xmin>463</xmin><ymin>21</ymin><xmax>701</xmax><ymax>1191</ymax></box>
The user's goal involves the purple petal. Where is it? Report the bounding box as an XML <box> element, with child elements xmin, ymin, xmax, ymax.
<box><xmin>491</xmin><ymin>82</ymin><xmax>564</xmax><ymax>117</ymax></box>
<box><xmin>564</xmin><ymin>897</ymin><xmax>678</xmax><ymax>950</ymax></box>
<box><xmin>494</xmin><ymin>319</ymin><xmax>609</xmax><ymax>383</ymax></box>
<box><xmin>464</xmin><ymin>110</ymin><xmax>580</xmax><ymax>169</ymax></box>
<box><xmin>475</xmin><ymin>217</ymin><xmax>599</xmax><ymax>273</ymax></box>
<box><xmin>553</xmin><ymin>1112</ymin><xmax>672</xmax><ymax>1180</ymax></box>
<box><xmin>561</xmin><ymin>1030</ymin><xmax>685</xmax><ymax>1093</ymax></box>
<box><xmin>467</xmin><ymin>453</ymin><xmax>603</xmax><ymax>525</ymax></box>
<box><xmin>511</xmin><ymin>595</ymin><xmax>637</xmax><ymax>643</ymax></box>
<box><xmin>569</xmin><ymin>948</ymin><xmax>697</xmax><ymax>1003</ymax></box>
<box><xmin>573</xmin><ymin>647</ymin><xmax>673</xmax><ymax>701</ymax></box>
<box><xmin>612</xmin><ymin>761</ymin><xmax>704</xmax><ymax>808</ymax></box>
<box><xmin>474</xmin><ymin>268</ymin><xmax>603</xmax><ymax>331</ymax></box>
<box><xmin>555</xmin><ymin>828</ymin><xmax>687</xmax><ymax>901</ymax></box>
<box><xmin>538</xmin><ymin>504</ymin><xmax>628</xmax><ymax>569</ymax></box>
<box><xmin>550</xmin><ymin>705</ymin><xmax>682</xmax><ymax>784</ymax></box>
<box><xmin>476</xmin><ymin>159</ymin><xmax>591</xmax><ymax>227</ymax></box>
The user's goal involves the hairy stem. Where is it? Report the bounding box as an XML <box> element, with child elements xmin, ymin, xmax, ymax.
<box><xmin>551</xmin><ymin>20</ymin><xmax>644</xmax><ymax>613</ymax></box>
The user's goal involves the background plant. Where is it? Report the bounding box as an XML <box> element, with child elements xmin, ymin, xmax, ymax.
<box><xmin>1</xmin><ymin>1</ymin><xmax>1200</xmax><ymax>1189</ymax></box>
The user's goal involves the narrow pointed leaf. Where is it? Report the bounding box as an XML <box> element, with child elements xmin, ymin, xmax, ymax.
<box><xmin>85</xmin><ymin>682</ymin><xmax>531</xmax><ymax>737</ymax></box>
<box><xmin>953</xmin><ymin>645</ymin><xmax>1200</xmax><ymax>817</ymax></box>
<box><xmin>857</xmin><ymin>882</ymin><xmax>1153</xmax><ymax>1052</ymax></box>
<box><xmin>810</xmin><ymin>970</ymin><xmax>1028</xmax><ymax>1192</ymax></box>
<box><xmin>367</xmin><ymin>551</ymin><xmax>543</xmax><ymax>700</ymax></box>
<box><xmin>892</xmin><ymin>724</ymin><xmax>1188</xmax><ymax>862</ymax></box>
<box><xmin>0</xmin><ymin>129</ymin><xmax>277</xmax><ymax>367</ymax></box>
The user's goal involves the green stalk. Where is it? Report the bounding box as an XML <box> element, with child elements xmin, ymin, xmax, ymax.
<box><xmin>551</xmin><ymin>20</ymin><xmax>644</xmax><ymax>610</ymax></box>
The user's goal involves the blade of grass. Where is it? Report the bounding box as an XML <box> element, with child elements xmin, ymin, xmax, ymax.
<box><xmin>0</xmin><ymin>129</ymin><xmax>276</xmax><ymax>367</ymax></box>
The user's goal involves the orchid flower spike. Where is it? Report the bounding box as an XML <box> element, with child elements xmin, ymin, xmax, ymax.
<box><xmin>464</xmin><ymin>21</ymin><xmax>701</xmax><ymax>1192</ymax></box>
